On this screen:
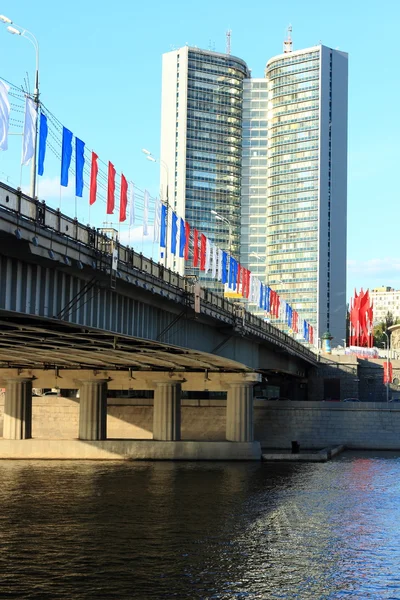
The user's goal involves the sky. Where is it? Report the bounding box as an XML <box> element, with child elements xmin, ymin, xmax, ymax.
<box><xmin>0</xmin><ymin>0</ymin><xmax>399</xmax><ymax>301</ymax></box>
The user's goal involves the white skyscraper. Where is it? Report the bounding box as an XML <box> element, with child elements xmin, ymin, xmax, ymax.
<box><xmin>160</xmin><ymin>38</ymin><xmax>348</xmax><ymax>345</ymax></box>
<box><xmin>264</xmin><ymin>43</ymin><xmax>348</xmax><ymax>344</ymax></box>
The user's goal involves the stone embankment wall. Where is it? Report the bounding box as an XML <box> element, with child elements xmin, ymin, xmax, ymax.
<box><xmin>1</xmin><ymin>395</ymin><xmax>400</xmax><ymax>449</ymax></box>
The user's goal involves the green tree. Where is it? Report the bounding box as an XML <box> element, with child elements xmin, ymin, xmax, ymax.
<box><xmin>373</xmin><ymin>311</ymin><xmax>400</xmax><ymax>348</ymax></box>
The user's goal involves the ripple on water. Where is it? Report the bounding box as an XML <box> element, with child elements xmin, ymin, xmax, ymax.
<box><xmin>0</xmin><ymin>454</ymin><xmax>400</xmax><ymax>598</ymax></box>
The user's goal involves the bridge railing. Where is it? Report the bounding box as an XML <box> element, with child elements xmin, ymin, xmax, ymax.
<box><xmin>0</xmin><ymin>182</ymin><xmax>317</xmax><ymax>363</ymax></box>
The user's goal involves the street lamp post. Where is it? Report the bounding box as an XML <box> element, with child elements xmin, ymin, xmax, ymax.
<box><xmin>142</xmin><ymin>149</ymin><xmax>169</xmax><ymax>264</ymax></box>
<box><xmin>0</xmin><ymin>15</ymin><xmax>39</xmax><ymax>198</ymax></box>
<box><xmin>382</xmin><ymin>331</ymin><xmax>390</xmax><ymax>404</ymax></box>
<box><xmin>211</xmin><ymin>209</ymin><xmax>232</xmax><ymax>256</ymax></box>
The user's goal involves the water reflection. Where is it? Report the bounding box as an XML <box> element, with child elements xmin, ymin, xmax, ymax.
<box><xmin>0</xmin><ymin>454</ymin><xmax>399</xmax><ymax>598</ymax></box>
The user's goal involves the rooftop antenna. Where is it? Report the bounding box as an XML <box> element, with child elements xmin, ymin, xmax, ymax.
<box><xmin>226</xmin><ymin>29</ymin><xmax>231</xmax><ymax>55</ymax></box>
<box><xmin>283</xmin><ymin>24</ymin><xmax>293</xmax><ymax>53</ymax></box>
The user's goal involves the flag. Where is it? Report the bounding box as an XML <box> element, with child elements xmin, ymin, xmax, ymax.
<box><xmin>171</xmin><ymin>212</ymin><xmax>178</xmax><ymax>254</ymax></box>
<box><xmin>129</xmin><ymin>184</ymin><xmax>135</xmax><ymax>226</ymax></box>
<box><xmin>184</xmin><ymin>222</ymin><xmax>190</xmax><ymax>260</ymax></box>
<box><xmin>259</xmin><ymin>282</ymin><xmax>264</xmax><ymax>309</ymax></box>
<box><xmin>217</xmin><ymin>248</ymin><xmax>223</xmax><ymax>281</ymax></box>
<box><xmin>153</xmin><ymin>197</ymin><xmax>160</xmax><ymax>242</ymax></box>
<box><xmin>303</xmin><ymin>320</ymin><xmax>308</xmax><ymax>341</ymax></box>
<box><xmin>119</xmin><ymin>173</ymin><xmax>128</xmax><ymax>222</ymax></box>
<box><xmin>160</xmin><ymin>204</ymin><xmax>167</xmax><ymax>248</ymax></box>
<box><xmin>200</xmin><ymin>234</ymin><xmax>206</xmax><ymax>271</ymax></box>
<box><xmin>212</xmin><ymin>244</ymin><xmax>217</xmax><ymax>279</ymax></box>
<box><xmin>61</xmin><ymin>127</ymin><xmax>73</xmax><ymax>187</ymax></box>
<box><xmin>205</xmin><ymin>238</ymin><xmax>211</xmax><ymax>273</ymax></box>
<box><xmin>222</xmin><ymin>251</ymin><xmax>228</xmax><ymax>284</ymax></box>
<box><xmin>143</xmin><ymin>190</ymin><xmax>149</xmax><ymax>235</ymax></box>
<box><xmin>107</xmin><ymin>161</ymin><xmax>116</xmax><ymax>214</ymax></box>
<box><xmin>37</xmin><ymin>112</ymin><xmax>48</xmax><ymax>176</ymax></box>
<box><xmin>179</xmin><ymin>218</ymin><xmax>185</xmax><ymax>258</ymax></box>
<box><xmin>0</xmin><ymin>80</ymin><xmax>10</xmax><ymax>151</ymax></box>
<box><xmin>89</xmin><ymin>152</ymin><xmax>98</xmax><ymax>205</ymax></box>
<box><xmin>384</xmin><ymin>361</ymin><xmax>393</xmax><ymax>384</ymax></box>
<box><xmin>75</xmin><ymin>137</ymin><xmax>85</xmax><ymax>197</ymax></box>
<box><xmin>237</xmin><ymin>264</ymin><xmax>242</xmax><ymax>294</ymax></box>
<box><xmin>229</xmin><ymin>256</ymin><xmax>237</xmax><ymax>290</ymax></box>
<box><xmin>193</xmin><ymin>229</ymin><xmax>199</xmax><ymax>267</ymax></box>
<box><xmin>21</xmin><ymin>97</ymin><xmax>37</xmax><ymax>166</ymax></box>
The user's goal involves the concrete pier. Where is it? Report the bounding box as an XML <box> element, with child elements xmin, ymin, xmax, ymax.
<box><xmin>78</xmin><ymin>380</ymin><xmax>108</xmax><ymax>440</ymax></box>
<box><xmin>226</xmin><ymin>383</ymin><xmax>254</xmax><ymax>442</ymax></box>
<box><xmin>3</xmin><ymin>378</ymin><xmax>32</xmax><ymax>440</ymax></box>
<box><xmin>153</xmin><ymin>382</ymin><xmax>181</xmax><ymax>441</ymax></box>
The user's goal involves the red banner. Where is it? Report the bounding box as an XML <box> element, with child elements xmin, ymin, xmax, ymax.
<box><xmin>384</xmin><ymin>361</ymin><xmax>393</xmax><ymax>384</ymax></box>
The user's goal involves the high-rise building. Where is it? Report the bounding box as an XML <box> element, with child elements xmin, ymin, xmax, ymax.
<box><xmin>240</xmin><ymin>79</ymin><xmax>268</xmax><ymax>283</ymax></box>
<box><xmin>263</xmin><ymin>43</ymin><xmax>348</xmax><ymax>344</ymax></box>
<box><xmin>160</xmin><ymin>46</ymin><xmax>250</xmax><ymax>277</ymax></box>
<box><xmin>160</xmin><ymin>38</ymin><xmax>348</xmax><ymax>344</ymax></box>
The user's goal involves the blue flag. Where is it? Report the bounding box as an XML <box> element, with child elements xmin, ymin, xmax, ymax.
<box><xmin>171</xmin><ymin>212</ymin><xmax>178</xmax><ymax>255</ymax></box>
<box><xmin>222</xmin><ymin>252</ymin><xmax>228</xmax><ymax>284</ymax></box>
<box><xmin>38</xmin><ymin>112</ymin><xmax>48</xmax><ymax>176</ymax></box>
<box><xmin>160</xmin><ymin>204</ymin><xmax>167</xmax><ymax>248</ymax></box>
<box><xmin>303</xmin><ymin>320</ymin><xmax>308</xmax><ymax>340</ymax></box>
<box><xmin>259</xmin><ymin>283</ymin><xmax>264</xmax><ymax>309</ymax></box>
<box><xmin>61</xmin><ymin>127</ymin><xmax>73</xmax><ymax>187</ymax></box>
<box><xmin>265</xmin><ymin>286</ymin><xmax>271</xmax><ymax>312</ymax></box>
<box><xmin>179</xmin><ymin>218</ymin><xmax>185</xmax><ymax>258</ymax></box>
<box><xmin>75</xmin><ymin>137</ymin><xmax>85</xmax><ymax>197</ymax></box>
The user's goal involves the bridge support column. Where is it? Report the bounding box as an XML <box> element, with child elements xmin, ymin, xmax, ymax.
<box><xmin>78</xmin><ymin>380</ymin><xmax>108</xmax><ymax>441</ymax></box>
<box><xmin>153</xmin><ymin>382</ymin><xmax>181</xmax><ymax>441</ymax></box>
<box><xmin>3</xmin><ymin>378</ymin><xmax>33</xmax><ymax>440</ymax></box>
<box><xmin>226</xmin><ymin>383</ymin><xmax>254</xmax><ymax>442</ymax></box>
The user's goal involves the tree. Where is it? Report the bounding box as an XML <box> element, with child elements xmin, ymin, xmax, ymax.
<box><xmin>373</xmin><ymin>311</ymin><xmax>400</xmax><ymax>348</ymax></box>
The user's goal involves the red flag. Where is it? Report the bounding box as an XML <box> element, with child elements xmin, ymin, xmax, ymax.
<box><xmin>119</xmin><ymin>174</ymin><xmax>128</xmax><ymax>222</ymax></box>
<box><xmin>107</xmin><ymin>161</ymin><xmax>116</xmax><ymax>214</ymax></box>
<box><xmin>237</xmin><ymin>264</ymin><xmax>242</xmax><ymax>293</ymax></box>
<box><xmin>200</xmin><ymin>234</ymin><xmax>206</xmax><ymax>271</ymax></box>
<box><xmin>384</xmin><ymin>362</ymin><xmax>393</xmax><ymax>384</ymax></box>
<box><xmin>184</xmin><ymin>222</ymin><xmax>190</xmax><ymax>260</ymax></box>
<box><xmin>275</xmin><ymin>294</ymin><xmax>280</xmax><ymax>318</ymax></box>
<box><xmin>193</xmin><ymin>229</ymin><xmax>199</xmax><ymax>267</ymax></box>
<box><xmin>244</xmin><ymin>269</ymin><xmax>251</xmax><ymax>299</ymax></box>
<box><xmin>89</xmin><ymin>152</ymin><xmax>98</xmax><ymax>206</ymax></box>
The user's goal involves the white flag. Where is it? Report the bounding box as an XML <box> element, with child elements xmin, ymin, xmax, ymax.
<box><xmin>143</xmin><ymin>189</ymin><xmax>149</xmax><ymax>236</ymax></box>
<box><xmin>21</xmin><ymin>97</ymin><xmax>37</xmax><ymax>166</ymax></box>
<box><xmin>129</xmin><ymin>183</ymin><xmax>135</xmax><ymax>226</ymax></box>
<box><xmin>217</xmin><ymin>248</ymin><xmax>223</xmax><ymax>281</ymax></box>
<box><xmin>212</xmin><ymin>243</ymin><xmax>217</xmax><ymax>279</ymax></box>
<box><xmin>153</xmin><ymin>197</ymin><xmax>160</xmax><ymax>243</ymax></box>
<box><xmin>0</xmin><ymin>80</ymin><xmax>10</xmax><ymax>151</ymax></box>
<box><xmin>205</xmin><ymin>239</ymin><xmax>211</xmax><ymax>273</ymax></box>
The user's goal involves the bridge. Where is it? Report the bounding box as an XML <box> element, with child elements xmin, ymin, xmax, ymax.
<box><xmin>0</xmin><ymin>182</ymin><xmax>318</xmax><ymax>459</ymax></box>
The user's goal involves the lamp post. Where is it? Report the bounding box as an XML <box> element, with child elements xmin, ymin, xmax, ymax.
<box><xmin>142</xmin><ymin>149</ymin><xmax>169</xmax><ymax>265</ymax></box>
<box><xmin>0</xmin><ymin>15</ymin><xmax>39</xmax><ymax>198</ymax></box>
<box><xmin>382</xmin><ymin>330</ymin><xmax>390</xmax><ymax>404</ymax></box>
<box><xmin>211</xmin><ymin>209</ymin><xmax>232</xmax><ymax>256</ymax></box>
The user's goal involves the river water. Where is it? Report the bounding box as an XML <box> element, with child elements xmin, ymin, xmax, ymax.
<box><xmin>0</xmin><ymin>451</ymin><xmax>400</xmax><ymax>599</ymax></box>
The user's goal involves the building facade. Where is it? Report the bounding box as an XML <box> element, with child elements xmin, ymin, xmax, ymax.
<box><xmin>263</xmin><ymin>44</ymin><xmax>348</xmax><ymax>344</ymax></box>
<box><xmin>160</xmin><ymin>46</ymin><xmax>250</xmax><ymax>276</ymax></box>
<box><xmin>371</xmin><ymin>287</ymin><xmax>400</xmax><ymax>325</ymax></box>
<box><xmin>160</xmin><ymin>40</ymin><xmax>348</xmax><ymax>345</ymax></box>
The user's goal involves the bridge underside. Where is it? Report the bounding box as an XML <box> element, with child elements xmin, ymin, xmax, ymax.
<box><xmin>0</xmin><ymin>311</ymin><xmax>251</xmax><ymax>373</ymax></box>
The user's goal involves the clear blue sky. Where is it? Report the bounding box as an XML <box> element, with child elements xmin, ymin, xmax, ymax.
<box><xmin>0</xmin><ymin>0</ymin><xmax>399</xmax><ymax>301</ymax></box>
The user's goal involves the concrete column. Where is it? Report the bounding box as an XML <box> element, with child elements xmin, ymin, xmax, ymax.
<box><xmin>226</xmin><ymin>383</ymin><xmax>254</xmax><ymax>442</ymax></box>
<box><xmin>78</xmin><ymin>380</ymin><xmax>108</xmax><ymax>440</ymax></box>
<box><xmin>3</xmin><ymin>378</ymin><xmax>33</xmax><ymax>440</ymax></box>
<box><xmin>153</xmin><ymin>382</ymin><xmax>181</xmax><ymax>441</ymax></box>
